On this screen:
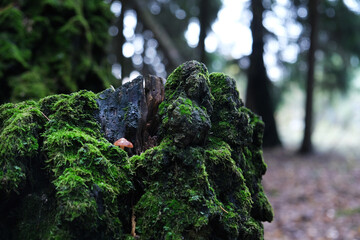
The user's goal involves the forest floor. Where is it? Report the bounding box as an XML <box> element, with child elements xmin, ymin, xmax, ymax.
<box><xmin>263</xmin><ymin>148</ymin><xmax>360</xmax><ymax>240</ymax></box>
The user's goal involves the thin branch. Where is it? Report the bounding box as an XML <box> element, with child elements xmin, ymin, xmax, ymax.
<box><xmin>40</xmin><ymin>111</ymin><xmax>51</xmax><ymax>122</ymax></box>
<box><xmin>219</xmin><ymin>205</ymin><xmax>229</xmax><ymax>214</ymax></box>
<box><xmin>131</xmin><ymin>207</ymin><xmax>137</xmax><ymax>237</ymax></box>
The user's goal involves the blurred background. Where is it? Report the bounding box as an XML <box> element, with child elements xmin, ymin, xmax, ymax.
<box><xmin>1</xmin><ymin>0</ymin><xmax>360</xmax><ymax>238</ymax></box>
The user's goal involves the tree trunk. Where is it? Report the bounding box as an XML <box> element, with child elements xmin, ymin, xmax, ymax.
<box><xmin>299</xmin><ymin>0</ymin><xmax>319</xmax><ymax>154</ymax></box>
<box><xmin>114</xmin><ymin>0</ymin><xmax>126</xmax><ymax>82</ymax></box>
<box><xmin>198</xmin><ymin>0</ymin><xmax>208</xmax><ymax>64</ymax></box>
<box><xmin>246</xmin><ymin>0</ymin><xmax>281</xmax><ymax>147</ymax></box>
<box><xmin>300</xmin><ymin>0</ymin><xmax>318</xmax><ymax>153</ymax></box>
<box><xmin>132</xmin><ymin>0</ymin><xmax>184</xmax><ymax>70</ymax></box>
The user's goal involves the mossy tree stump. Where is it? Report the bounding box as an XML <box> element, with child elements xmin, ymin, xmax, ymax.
<box><xmin>0</xmin><ymin>61</ymin><xmax>273</xmax><ymax>239</ymax></box>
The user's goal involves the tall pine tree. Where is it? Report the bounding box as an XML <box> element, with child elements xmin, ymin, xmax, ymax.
<box><xmin>246</xmin><ymin>0</ymin><xmax>281</xmax><ymax>147</ymax></box>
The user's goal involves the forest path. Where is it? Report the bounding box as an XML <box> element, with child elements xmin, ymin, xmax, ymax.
<box><xmin>263</xmin><ymin>148</ymin><xmax>360</xmax><ymax>240</ymax></box>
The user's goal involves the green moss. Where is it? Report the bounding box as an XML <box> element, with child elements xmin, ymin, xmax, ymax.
<box><xmin>251</xmin><ymin>188</ymin><xmax>274</xmax><ymax>222</ymax></box>
<box><xmin>131</xmin><ymin>141</ymin><xmax>219</xmax><ymax>238</ymax></box>
<box><xmin>130</xmin><ymin>133</ymin><xmax>263</xmax><ymax>239</ymax></box>
<box><xmin>135</xmin><ymin>189</ymin><xmax>206</xmax><ymax>239</ymax></box>
<box><xmin>163</xmin><ymin>63</ymin><xmax>184</xmax><ymax>99</ymax></box>
<box><xmin>0</xmin><ymin>0</ymin><xmax>116</xmax><ymax>102</ymax></box>
<box><xmin>209</xmin><ymin>71</ymin><xmax>274</xmax><ymax>225</ymax></box>
<box><xmin>158</xmin><ymin>101</ymin><xmax>166</xmax><ymax>115</ymax></box>
<box><xmin>0</xmin><ymin>90</ymin><xmax>133</xmax><ymax>239</ymax></box>
<box><xmin>209</xmin><ymin>72</ymin><xmax>240</xmax><ymax>105</ymax></box>
<box><xmin>0</xmin><ymin>61</ymin><xmax>273</xmax><ymax>239</ymax></box>
<box><xmin>0</xmin><ymin>100</ymin><xmax>45</xmax><ymax>193</ymax></box>
<box><xmin>9</xmin><ymin>67</ymin><xmax>54</xmax><ymax>102</ymax></box>
<box><xmin>239</xmin><ymin>218</ymin><xmax>264</xmax><ymax>239</ymax></box>
<box><xmin>184</xmin><ymin>98</ymin><xmax>193</xmax><ymax>106</ymax></box>
<box><xmin>159</xmin><ymin>95</ymin><xmax>211</xmax><ymax>147</ymax></box>
<box><xmin>0</xmin><ymin>101</ymin><xmax>44</xmax><ymax>158</ymax></box>
<box><xmin>204</xmin><ymin>138</ymin><xmax>253</xmax><ymax>214</ymax></box>
<box><xmin>177</xmin><ymin>98</ymin><xmax>193</xmax><ymax>117</ymax></box>
<box><xmin>179</xmin><ymin>104</ymin><xmax>192</xmax><ymax>116</ymax></box>
<box><xmin>40</xmin><ymin>90</ymin><xmax>132</xmax><ymax>238</ymax></box>
<box><xmin>0</xmin><ymin>165</ymin><xmax>26</xmax><ymax>194</ymax></box>
<box><xmin>209</xmin><ymin>73</ymin><xmax>252</xmax><ymax>146</ymax></box>
<box><xmin>122</xmin><ymin>105</ymin><xmax>130</xmax><ymax>121</ymax></box>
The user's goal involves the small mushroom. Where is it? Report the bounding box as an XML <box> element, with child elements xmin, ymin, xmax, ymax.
<box><xmin>114</xmin><ymin>138</ymin><xmax>133</xmax><ymax>150</ymax></box>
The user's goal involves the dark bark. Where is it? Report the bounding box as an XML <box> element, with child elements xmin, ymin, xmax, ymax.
<box><xmin>246</xmin><ymin>0</ymin><xmax>281</xmax><ymax>147</ymax></box>
<box><xmin>96</xmin><ymin>75</ymin><xmax>164</xmax><ymax>155</ymax></box>
<box><xmin>198</xmin><ymin>0</ymin><xmax>208</xmax><ymax>64</ymax></box>
<box><xmin>299</xmin><ymin>0</ymin><xmax>319</xmax><ymax>154</ymax></box>
<box><xmin>131</xmin><ymin>0</ymin><xmax>184</xmax><ymax>70</ymax></box>
<box><xmin>117</xmin><ymin>0</ymin><xmax>126</xmax><ymax>81</ymax></box>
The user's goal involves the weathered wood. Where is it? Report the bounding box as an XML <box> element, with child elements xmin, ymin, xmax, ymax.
<box><xmin>96</xmin><ymin>75</ymin><xmax>164</xmax><ymax>154</ymax></box>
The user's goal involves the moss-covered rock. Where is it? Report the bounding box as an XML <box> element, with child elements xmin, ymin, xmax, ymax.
<box><xmin>0</xmin><ymin>61</ymin><xmax>272</xmax><ymax>239</ymax></box>
<box><xmin>158</xmin><ymin>61</ymin><xmax>213</xmax><ymax>147</ymax></box>
<box><xmin>209</xmin><ymin>72</ymin><xmax>273</xmax><ymax>223</ymax></box>
<box><xmin>131</xmin><ymin>61</ymin><xmax>273</xmax><ymax>239</ymax></box>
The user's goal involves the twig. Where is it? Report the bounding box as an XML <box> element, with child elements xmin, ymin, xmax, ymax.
<box><xmin>219</xmin><ymin>205</ymin><xmax>229</xmax><ymax>214</ymax></box>
<box><xmin>131</xmin><ymin>207</ymin><xmax>137</xmax><ymax>237</ymax></box>
<box><xmin>110</xmin><ymin>85</ymin><xmax>116</xmax><ymax>92</ymax></box>
<box><xmin>40</xmin><ymin>111</ymin><xmax>51</xmax><ymax>122</ymax></box>
<box><xmin>29</xmin><ymin>107</ymin><xmax>51</xmax><ymax>122</ymax></box>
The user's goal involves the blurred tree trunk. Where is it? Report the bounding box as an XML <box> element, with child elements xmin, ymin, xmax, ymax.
<box><xmin>299</xmin><ymin>0</ymin><xmax>319</xmax><ymax>154</ymax></box>
<box><xmin>246</xmin><ymin>0</ymin><xmax>281</xmax><ymax>147</ymax></box>
<box><xmin>198</xmin><ymin>0</ymin><xmax>208</xmax><ymax>64</ymax></box>
<box><xmin>132</xmin><ymin>0</ymin><xmax>184</xmax><ymax>70</ymax></box>
<box><xmin>114</xmin><ymin>0</ymin><xmax>126</xmax><ymax>82</ymax></box>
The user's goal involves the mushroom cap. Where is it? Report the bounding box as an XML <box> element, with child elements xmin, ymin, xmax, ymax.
<box><xmin>114</xmin><ymin>138</ymin><xmax>133</xmax><ymax>149</ymax></box>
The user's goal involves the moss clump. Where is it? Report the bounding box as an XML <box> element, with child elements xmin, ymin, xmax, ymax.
<box><xmin>131</xmin><ymin>141</ymin><xmax>229</xmax><ymax>239</ymax></box>
<box><xmin>158</xmin><ymin>61</ymin><xmax>213</xmax><ymax>148</ymax></box>
<box><xmin>160</xmin><ymin>96</ymin><xmax>210</xmax><ymax>147</ymax></box>
<box><xmin>0</xmin><ymin>100</ymin><xmax>45</xmax><ymax>193</ymax></box>
<box><xmin>209</xmin><ymin>72</ymin><xmax>252</xmax><ymax>146</ymax></box>
<box><xmin>130</xmin><ymin>136</ymin><xmax>266</xmax><ymax>239</ymax></box>
<box><xmin>0</xmin><ymin>61</ymin><xmax>272</xmax><ymax>239</ymax></box>
<box><xmin>210</xmin><ymin>72</ymin><xmax>274</xmax><ymax>223</ymax></box>
<box><xmin>0</xmin><ymin>90</ymin><xmax>133</xmax><ymax>239</ymax></box>
<box><xmin>9</xmin><ymin>68</ymin><xmax>53</xmax><ymax>102</ymax></box>
<box><xmin>160</xmin><ymin>60</ymin><xmax>214</xmax><ymax>116</ymax></box>
<box><xmin>130</xmin><ymin>61</ymin><xmax>272</xmax><ymax>239</ymax></box>
<box><xmin>0</xmin><ymin>0</ymin><xmax>115</xmax><ymax>103</ymax></box>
